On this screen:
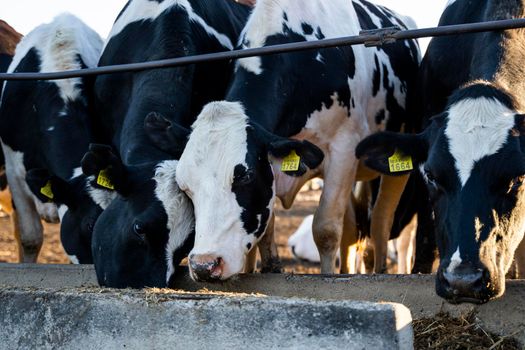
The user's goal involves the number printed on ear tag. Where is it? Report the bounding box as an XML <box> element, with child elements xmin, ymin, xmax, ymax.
<box><xmin>388</xmin><ymin>149</ymin><xmax>413</xmax><ymax>173</ymax></box>
<box><xmin>97</xmin><ymin>168</ymin><xmax>115</xmax><ymax>190</ymax></box>
<box><xmin>40</xmin><ymin>181</ymin><xmax>54</xmax><ymax>200</ymax></box>
<box><xmin>281</xmin><ymin>150</ymin><xmax>301</xmax><ymax>172</ymax></box>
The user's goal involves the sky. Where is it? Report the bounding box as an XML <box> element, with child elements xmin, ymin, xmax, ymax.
<box><xmin>1</xmin><ymin>0</ymin><xmax>449</xmax><ymax>48</ymax></box>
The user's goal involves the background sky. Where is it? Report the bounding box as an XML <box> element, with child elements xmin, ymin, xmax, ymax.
<box><xmin>2</xmin><ymin>0</ymin><xmax>449</xmax><ymax>49</ymax></box>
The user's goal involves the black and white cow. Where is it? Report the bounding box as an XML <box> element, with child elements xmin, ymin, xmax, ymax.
<box><xmin>153</xmin><ymin>0</ymin><xmax>420</xmax><ymax>281</ymax></box>
<box><xmin>0</xmin><ymin>14</ymin><xmax>103</xmax><ymax>263</ymax></box>
<box><xmin>83</xmin><ymin>0</ymin><xmax>250</xmax><ymax>287</ymax></box>
<box><xmin>357</xmin><ymin>0</ymin><xmax>525</xmax><ymax>303</ymax></box>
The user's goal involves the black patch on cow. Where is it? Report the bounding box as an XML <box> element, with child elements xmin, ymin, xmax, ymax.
<box><xmin>301</xmin><ymin>22</ymin><xmax>314</xmax><ymax>35</ymax></box>
<box><xmin>315</xmin><ymin>27</ymin><xmax>325</xmax><ymax>40</ymax></box>
<box><xmin>372</xmin><ymin>55</ymin><xmax>381</xmax><ymax>96</ymax></box>
<box><xmin>246</xmin><ymin>243</ymin><xmax>252</xmax><ymax>250</ymax></box>
<box><xmin>353</xmin><ymin>2</ymin><xmax>378</xmax><ymax>30</ymax></box>
<box><xmin>231</xmin><ymin>127</ymin><xmax>275</xmax><ymax>238</ymax></box>
<box><xmin>283</xmin><ymin>12</ymin><xmax>288</xmax><ymax>21</ymax></box>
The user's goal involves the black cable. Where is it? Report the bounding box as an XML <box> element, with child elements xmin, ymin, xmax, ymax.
<box><xmin>1</xmin><ymin>18</ymin><xmax>524</xmax><ymax>81</ymax></box>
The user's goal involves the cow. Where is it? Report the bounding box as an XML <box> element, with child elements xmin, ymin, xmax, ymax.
<box><xmin>152</xmin><ymin>0</ymin><xmax>420</xmax><ymax>281</ymax></box>
<box><xmin>81</xmin><ymin>0</ymin><xmax>250</xmax><ymax>288</ymax></box>
<box><xmin>356</xmin><ymin>0</ymin><xmax>525</xmax><ymax>303</ymax></box>
<box><xmin>0</xmin><ymin>14</ymin><xmax>103</xmax><ymax>263</ymax></box>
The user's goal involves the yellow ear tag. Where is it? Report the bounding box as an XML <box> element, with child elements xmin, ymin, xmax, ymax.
<box><xmin>40</xmin><ymin>181</ymin><xmax>54</xmax><ymax>200</ymax></box>
<box><xmin>388</xmin><ymin>149</ymin><xmax>413</xmax><ymax>173</ymax></box>
<box><xmin>97</xmin><ymin>168</ymin><xmax>115</xmax><ymax>190</ymax></box>
<box><xmin>281</xmin><ymin>150</ymin><xmax>301</xmax><ymax>172</ymax></box>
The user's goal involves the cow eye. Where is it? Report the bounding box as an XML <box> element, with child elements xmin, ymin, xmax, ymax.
<box><xmin>234</xmin><ymin>169</ymin><xmax>254</xmax><ymax>186</ymax></box>
<box><xmin>133</xmin><ymin>221</ymin><xmax>147</xmax><ymax>241</ymax></box>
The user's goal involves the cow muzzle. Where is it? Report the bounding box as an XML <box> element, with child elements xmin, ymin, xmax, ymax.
<box><xmin>188</xmin><ymin>254</ymin><xmax>224</xmax><ymax>281</ymax></box>
<box><xmin>436</xmin><ymin>262</ymin><xmax>495</xmax><ymax>304</ymax></box>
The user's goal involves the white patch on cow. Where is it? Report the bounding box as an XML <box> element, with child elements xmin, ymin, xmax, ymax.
<box><xmin>446</xmin><ymin>0</ymin><xmax>458</xmax><ymax>7</ymax></box>
<box><xmin>177</xmin><ymin>101</ymin><xmax>260</xmax><ymax>279</ymax></box>
<box><xmin>85</xmin><ymin>177</ymin><xmax>116</xmax><ymax>210</ymax></box>
<box><xmin>3</xmin><ymin>14</ymin><xmax>102</xmax><ymax>104</ymax></box>
<box><xmin>315</xmin><ymin>53</ymin><xmax>324</xmax><ymax>63</ymax></box>
<box><xmin>58</xmin><ymin>205</ymin><xmax>68</xmax><ymax>222</ymax></box>
<box><xmin>68</xmin><ymin>255</ymin><xmax>80</xmax><ymax>264</ymax></box>
<box><xmin>447</xmin><ymin>248</ymin><xmax>462</xmax><ymax>274</ymax></box>
<box><xmin>107</xmin><ymin>0</ymin><xmax>233</xmax><ymax>50</ymax></box>
<box><xmin>445</xmin><ymin>96</ymin><xmax>515</xmax><ymax>187</ymax></box>
<box><xmin>153</xmin><ymin>160</ymin><xmax>195</xmax><ymax>283</ymax></box>
<box><xmin>70</xmin><ymin>167</ymin><xmax>83</xmax><ymax>179</ymax></box>
<box><xmin>47</xmin><ymin>126</ymin><xmax>55</xmax><ymax>132</ymax></box>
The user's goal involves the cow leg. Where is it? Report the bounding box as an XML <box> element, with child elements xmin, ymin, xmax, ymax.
<box><xmin>514</xmin><ymin>237</ymin><xmax>525</xmax><ymax>278</ymax></box>
<box><xmin>313</xmin><ymin>153</ymin><xmax>356</xmax><ymax>274</ymax></box>
<box><xmin>340</xmin><ymin>198</ymin><xmax>358</xmax><ymax>273</ymax></box>
<box><xmin>258</xmin><ymin>213</ymin><xmax>281</xmax><ymax>273</ymax></box>
<box><xmin>396</xmin><ymin>214</ymin><xmax>417</xmax><ymax>274</ymax></box>
<box><xmin>3</xmin><ymin>146</ymin><xmax>43</xmax><ymax>263</ymax></box>
<box><xmin>244</xmin><ymin>246</ymin><xmax>257</xmax><ymax>273</ymax></box>
<box><xmin>370</xmin><ymin>174</ymin><xmax>409</xmax><ymax>273</ymax></box>
<box><xmin>404</xmin><ymin>171</ymin><xmax>436</xmax><ymax>273</ymax></box>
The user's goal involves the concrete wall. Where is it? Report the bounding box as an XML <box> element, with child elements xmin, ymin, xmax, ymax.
<box><xmin>0</xmin><ymin>264</ymin><xmax>523</xmax><ymax>345</ymax></box>
<box><xmin>0</xmin><ymin>287</ymin><xmax>412</xmax><ymax>350</ymax></box>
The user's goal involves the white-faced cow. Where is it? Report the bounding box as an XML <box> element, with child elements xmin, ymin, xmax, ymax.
<box><xmin>158</xmin><ymin>0</ymin><xmax>420</xmax><ymax>281</ymax></box>
<box><xmin>81</xmin><ymin>0</ymin><xmax>250</xmax><ymax>287</ymax></box>
<box><xmin>0</xmin><ymin>14</ymin><xmax>103</xmax><ymax>263</ymax></box>
<box><xmin>357</xmin><ymin>0</ymin><xmax>525</xmax><ymax>303</ymax></box>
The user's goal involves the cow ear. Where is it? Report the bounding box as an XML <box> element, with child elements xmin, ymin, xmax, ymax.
<box><xmin>26</xmin><ymin>169</ymin><xmax>73</xmax><ymax>207</ymax></box>
<box><xmin>356</xmin><ymin>131</ymin><xmax>428</xmax><ymax>176</ymax></box>
<box><xmin>268</xmin><ymin>139</ymin><xmax>324</xmax><ymax>177</ymax></box>
<box><xmin>81</xmin><ymin>144</ymin><xmax>126</xmax><ymax>193</ymax></box>
<box><xmin>144</xmin><ymin>112</ymin><xmax>191</xmax><ymax>157</ymax></box>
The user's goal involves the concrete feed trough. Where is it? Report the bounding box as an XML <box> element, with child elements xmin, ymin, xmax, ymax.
<box><xmin>0</xmin><ymin>286</ymin><xmax>412</xmax><ymax>350</ymax></box>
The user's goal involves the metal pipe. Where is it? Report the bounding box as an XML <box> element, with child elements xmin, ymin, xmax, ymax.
<box><xmin>1</xmin><ymin>18</ymin><xmax>524</xmax><ymax>81</ymax></box>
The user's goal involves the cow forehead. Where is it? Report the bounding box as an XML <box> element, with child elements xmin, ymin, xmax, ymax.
<box><xmin>444</xmin><ymin>97</ymin><xmax>516</xmax><ymax>187</ymax></box>
<box><xmin>178</xmin><ymin>102</ymin><xmax>250</xmax><ymax>185</ymax></box>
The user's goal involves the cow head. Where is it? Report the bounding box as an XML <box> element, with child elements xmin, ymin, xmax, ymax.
<box><xmin>26</xmin><ymin>168</ymin><xmax>101</xmax><ymax>264</ymax></box>
<box><xmin>356</xmin><ymin>82</ymin><xmax>525</xmax><ymax>303</ymax></box>
<box><xmin>152</xmin><ymin>101</ymin><xmax>323</xmax><ymax>281</ymax></box>
<box><xmin>81</xmin><ymin>144</ymin><xmax>194</xmax><ymax>288</ymax></box>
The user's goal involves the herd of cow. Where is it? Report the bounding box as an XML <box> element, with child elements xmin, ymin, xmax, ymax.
<box><xmin>0</xmin><ymin>0</ymin><xmax>524</xmax><ymax>305</ymax></box>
